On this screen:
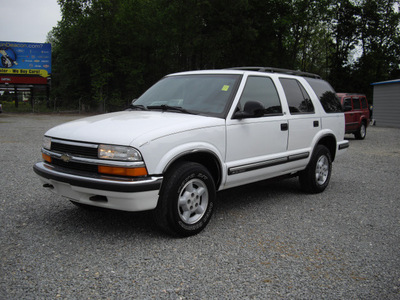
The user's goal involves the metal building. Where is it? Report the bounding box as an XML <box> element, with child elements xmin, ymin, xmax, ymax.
<box><xmin>371</xmin><ymin>79</ymin><xmax>400</xmax><ymax>128</ymax></box>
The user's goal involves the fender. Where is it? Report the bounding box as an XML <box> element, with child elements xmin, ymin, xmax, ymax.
<box><xmin>309</xmin><ymin>129</ymin><xmax>337</xmax><ymax>161</ymax></box>
<box><xmin>156</xmin><ymin>142</ymin><xmax>224</xmax><ymax>172</ymax></box>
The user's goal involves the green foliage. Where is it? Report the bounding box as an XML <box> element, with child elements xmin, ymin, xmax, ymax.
<box><xmin>48</xmin><ymin>0</ymin><xmax>400</xmax><ymax>110</ymax></box>
<box><xmin>0</xmin><ymin>99</ymin><xmax>55</xmax><ymax>113</ymax></box>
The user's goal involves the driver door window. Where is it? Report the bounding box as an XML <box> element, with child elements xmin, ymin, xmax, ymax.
<box><xmin>238</xmin><ymin>76</ymin><xmax>282</xmax><ymax>115</ymax></box>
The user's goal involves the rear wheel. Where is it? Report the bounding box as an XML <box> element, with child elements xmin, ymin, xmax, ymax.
<box><xmin>153</xmin><ymin>161</ymin><xmax>215</xmax><ymax>237</ymax></box>
<box><xmin>355</xmin><ymin>122</ymin><xmax>367</xmax><ymax>140</ymax></box>
<box><xmin>299</xmin><ymin>145</ymin><xmax>332</xmax><ymax>193</ymax></box>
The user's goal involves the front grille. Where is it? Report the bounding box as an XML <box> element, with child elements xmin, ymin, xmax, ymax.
<box><xmin>49</xmin><ymin>140</ymin><xmax>99</xmax><ymax>173</ymax></box>
<box><xmin>51</xmin><ymin>141</ymin><xmax>98</xmax><ymax>158</ymax></box>
<box><xmin>52</xmin><ymin>158</ymin><xmax>98</xmax><ymax>173</ymax></box>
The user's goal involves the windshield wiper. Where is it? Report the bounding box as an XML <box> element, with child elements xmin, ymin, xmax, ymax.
<box><xmin>127</xmin><ymin>104</ymin><xmax>148</xmax><ymax>111</ymax></box>
<box><xmin>147</xmin><ymin>105</ymin><xmax>195</xmax><ymax>114</ymax></box>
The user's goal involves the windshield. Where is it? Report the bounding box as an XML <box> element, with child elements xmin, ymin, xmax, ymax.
<box><xmin>133</xmin><ymin>74</ymin><xmax>241</xmax><ymax>117</ymax></box>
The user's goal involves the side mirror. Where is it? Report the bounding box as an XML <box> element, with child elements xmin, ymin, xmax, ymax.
<box><xmin>233</xmin><ymin>101</ymin><xmax>265</xmax><ymax>119</ymax></box>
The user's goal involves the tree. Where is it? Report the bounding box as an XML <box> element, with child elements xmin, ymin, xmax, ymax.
<box><xmin>327</xmin><ymin>0</ymin><xmax>362</xmax><ymax>91</ymax></box>
<box><xmin>48</xmin><ymin>0</ymin><xmax>400</xmax><ymax>111</ymax></box>
<box><xmin>358</xmin><ymin>0</ymin><xmax>400</xmax><ymax>78</ymax></box>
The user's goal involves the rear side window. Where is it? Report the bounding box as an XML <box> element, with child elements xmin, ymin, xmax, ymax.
<box><xmin>343</xmin><ymin>98</ymin><xmax>352</xmax><ymax>107</ymax></box>
<box><xmin>352</xmin><ymin>98</ymin><xmax>361</xmax><ymax>109</ymax></box>
<box><xmin>304</xmin><ymin>77</ymin><xmax>343</xmax><ymax>113</ymax></box>
<box><xmin>279</xmin><ymin>78</ymin><xmax>314</xmax><ymax>114</ymax></box>
<box><xmin>360</xmin><ymin>97</ymin><xmax>368</xmax><ymax>109</ymax></box>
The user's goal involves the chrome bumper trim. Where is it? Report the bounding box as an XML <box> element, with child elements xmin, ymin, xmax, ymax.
<box><xmin>33</xmin><ymin>162</ymin><xmax>162</xmax><ymax>193</ymax></box>
<box><xmin>338</xmin><ymin>141</ymin><xmax>350</xmax><ymax>150</ymax></box>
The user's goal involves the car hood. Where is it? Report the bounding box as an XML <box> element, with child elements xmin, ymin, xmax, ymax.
<box><xmin>45</xmin><ymin>111</ymin><xmax>225</xmax><ymax>147</ymax></box>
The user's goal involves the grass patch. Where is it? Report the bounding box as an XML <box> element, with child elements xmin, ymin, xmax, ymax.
<box><xmin>1</xmin><ymin>101</ymin><xmax>54</xmax><ymax>113</ymax></box>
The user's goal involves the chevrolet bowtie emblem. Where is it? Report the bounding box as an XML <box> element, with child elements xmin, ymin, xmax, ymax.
<box><xmin>60</xmin><ymin>153</ymin><xmax>72</xmax><ymax>163</ymax></box>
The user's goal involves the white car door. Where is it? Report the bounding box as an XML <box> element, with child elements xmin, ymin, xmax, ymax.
<box><xmin>279</xmin><ymin>77</ymin><xmax>321</xmax><ymax>152</ymax></box>
<box><xmin>224</xmin><ymin>76</ymin><xmax>289</xmax><ymax>189</ymax></box>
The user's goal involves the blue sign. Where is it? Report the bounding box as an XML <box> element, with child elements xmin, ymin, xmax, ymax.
<box><xmin>0</xmin><ymin>41</ymin><xmax>51</xmax><ymax>77</ymax></box>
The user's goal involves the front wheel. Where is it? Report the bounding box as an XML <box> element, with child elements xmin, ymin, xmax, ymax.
<box><xmin>299</xmin><ymin>145</ymin><xmax>332</xmax><ymax>193</ymax></box>
<box><xmin>153</xmin><ymin>161</ymin><xmax>215</xmax><ymax>237</ymax></box>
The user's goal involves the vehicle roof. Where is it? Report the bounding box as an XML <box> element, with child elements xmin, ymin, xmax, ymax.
<box><xmin>169</xmin><ymin>67</ymin><xmax>322</xmax><ymax>79</ymax></box>
<box><xmin>336</xmin><ymin>93</ymin><xmax>366</xmax><ymax>97</ymax></box>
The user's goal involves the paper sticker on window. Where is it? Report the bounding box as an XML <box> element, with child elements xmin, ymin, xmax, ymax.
<box><xmin>221</xmin><ymin>85</ymin><xmax>230</xmax><ymax>91</ymax></box>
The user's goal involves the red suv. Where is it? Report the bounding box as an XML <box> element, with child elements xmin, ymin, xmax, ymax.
<box><xmin>337</xmin><ymin>93</ymin><xmax>370</xmax><ymax>140</ymax></box>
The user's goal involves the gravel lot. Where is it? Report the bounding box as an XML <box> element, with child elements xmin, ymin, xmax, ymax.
<box><xmin>1</xmin><ymin>113</ymin><xmax>399</xmax><ymax>299</ymax></box>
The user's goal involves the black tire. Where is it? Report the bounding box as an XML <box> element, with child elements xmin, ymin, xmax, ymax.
<box><xmin>299</xmin><ymin>145</ymin><xmax>332</xmax><ymax>193</ymax></box>
<box><xmin>153</xmin><ymin>161</ymin><xmax>215</xmax><ymax>237</ymax></box>
<box><xmin>355</xmin><ymin>122</ymin><xmax>367</xmax><ymax>140</ymax></box>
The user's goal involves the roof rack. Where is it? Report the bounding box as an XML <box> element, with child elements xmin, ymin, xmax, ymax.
<box><xmin>227</xmin><ymin>67</ymin><xmax>321</xmax><ymax>79</ymax></box>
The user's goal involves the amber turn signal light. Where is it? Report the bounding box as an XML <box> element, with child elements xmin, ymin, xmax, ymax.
<box><xmin>98</xmin><ymin>166</ymin><xmax>148</xmax><ymax>177</ymax></box>
<box><xmin>42</xmin><ymin>153</ymin><xmax>52</xmax><ymax>163</ymax></box>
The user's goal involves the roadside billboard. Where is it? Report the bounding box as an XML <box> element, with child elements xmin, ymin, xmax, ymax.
<box><xmin>0</xmin><ymin>41</ymin><xmax>51</xmax><ymax>79</ymax></box>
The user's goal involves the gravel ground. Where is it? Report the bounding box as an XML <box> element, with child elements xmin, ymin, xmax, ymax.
<box><xmin>0</xmin><ymin>113</ymin><xmax>399</xmax><ymax>299</ymax></box>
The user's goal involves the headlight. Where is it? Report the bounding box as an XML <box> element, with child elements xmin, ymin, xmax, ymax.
<box><xmin>98</xmin><ymin>144</ymin><xmax>142</xmax><ymax>161</ymax></box>
<box><xmin>43</xmin><ymin>136</ymin><xmax>51</xmax><ymax>150</ymax></box>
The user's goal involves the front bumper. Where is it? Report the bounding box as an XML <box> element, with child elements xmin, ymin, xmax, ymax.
<box><xmin>33</xmin><ymin>162</ymin><xmax>163</xmax><ymax>211</ymax></box>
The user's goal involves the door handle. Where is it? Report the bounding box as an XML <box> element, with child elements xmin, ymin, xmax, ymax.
<box><xmin>281</xmin><ymin>123</ymin><xmax>288</xmax><ymax>131</ymax></box>
<box><xmin>313</xmin><ymin>120</ymin><xmax>319</xmax><ymax>127</ymax></box>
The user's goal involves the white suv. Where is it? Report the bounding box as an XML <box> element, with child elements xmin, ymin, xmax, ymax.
<box><xmin>34</xmin><ymin>67</ymin><xmax>349</xmax><ymax>236</ymax></box>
